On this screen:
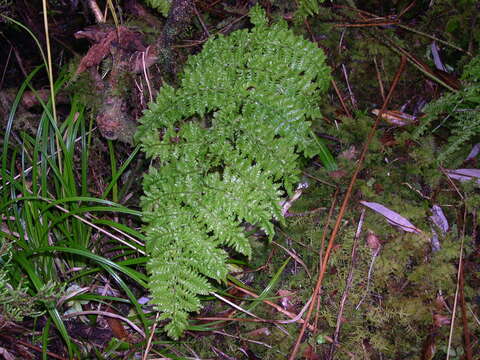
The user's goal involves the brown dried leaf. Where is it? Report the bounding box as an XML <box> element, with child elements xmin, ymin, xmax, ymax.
<box><xmin>372</xmin><ymin>109</ymin><xmax>417</xmax><ymax>126</ymax></box>
<box><xmin>104</xmin><ymin>306</ymin><xmax>129</xmax><ymax>341</ymax></box>
<box><xmin>420</xmin><ymin>333</ymin><xmax>436</xmax><ymax>360</ymax></box>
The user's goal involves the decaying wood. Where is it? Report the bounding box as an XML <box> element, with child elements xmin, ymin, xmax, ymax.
<box><xmin>74</xmin><ymin>0</ymin><xmax>196</xmax><ymax>142</ymax></box>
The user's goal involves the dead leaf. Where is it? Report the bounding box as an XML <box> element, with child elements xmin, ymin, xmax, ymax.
<box><xmin>431</xmin><ymin>41</ymin><xmax>447</xmax><ymax>72</ymax></box>
<box><xmin>105</xmin><ymin>312</ymin><xmax>129</xmax><ymax>341</ymax></box>
<box><xmin>465</xmin><ymin>143</ymin><xmax>480</xmax><ymax>161</ymax></box>
<box><xmin>372</xmin><ymin>109</ymin><xmax>417</xmax><ymax>126</ymax></box>
<box><xmin>445</xmin><ymin>168</ymin><xmax>480</xmax><ymax>184</ymax></box>
<box><xmin>420</xmin><ymin>333</ymin><xmax>437</xmax><ymax>360</ymax></box>
<box><xmin>360</xmin><ymin>201</ymin><xmax>422</xmax><ymax>233</ymax></box>
<box><xmin>0</xmin><ymin>347</ymin><xmax>14</xmax><ymax>360</ymax></box>
<box><xmin>432</xmin><ymin>68</ymin><xmax>461</xmax><ymax>90</ymax></box>
<box><xmin>280</xmin><ymin>182</ymin><xmax>308</xmax><ymax>216</ymax></box>
<box><xmin>429</xmin><ymin>205</ymin><xmax>449</xmax><ymax>234</ymax></box>
<box><xmin>373</xmin><ymin>182</ymin><xmax>384</xmax><ymax>194</ymax></box>
<box><xmin>430</xmin><ymin>229</ymin><xmax>441</xmax><ymax>252</ymax></box>
<box><xmin>429</xmin><ymin>206</ymin><xmax>447</xmax><ymax>252</ymax></box>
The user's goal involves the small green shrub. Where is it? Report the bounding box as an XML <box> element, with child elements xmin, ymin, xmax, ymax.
<box><xmin>136</xmin><ymin>5</ymin><xmax>331</xmax><ymax>338</ymax></box>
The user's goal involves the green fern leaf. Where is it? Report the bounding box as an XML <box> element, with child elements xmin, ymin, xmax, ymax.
<box><xmin>413</xmin><ymin>55</ymin><xmax>480</xmax><ymax>163</ymax></box>
<box><xmin>142</xmin><ymin>0</ymin><xmax>171</xmax><ymax>17</ymax></box>
<box><xmin>137</xmin><ymin>5</ymin><xmax>331</xmax><ymax>338</ymax></box>
<box><xmin>296</xmin><ymin>0</ymin><xmax>327</xmax><ymax>18</ymax></box>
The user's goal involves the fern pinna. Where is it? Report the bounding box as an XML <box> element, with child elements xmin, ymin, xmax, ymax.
<box><xmin>136</xmin><ymin>5</ymin><xmax>331</xmax><ymax>338</ymax></box>
<box><xmin>142</xmin><ymin>0</ymin><xmax>171</xmax><ymax>16</ymax></box>
<box><xmin>413</xmin><ymin>55</ymin><xmax>480</xmax><ymax>163</ymax></box>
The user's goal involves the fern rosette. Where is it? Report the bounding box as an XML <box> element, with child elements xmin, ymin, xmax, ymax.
<box><xmin>137</xmin><ymin>5</ymin><xmax>331</xmax><ymax>338</ymax></box>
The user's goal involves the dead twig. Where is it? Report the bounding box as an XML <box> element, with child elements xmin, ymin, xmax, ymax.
<box><xmin>381</xmin><ymin>39</ymin><xmax>459</xmax><ymax>91</ymax></box>
<box><xmin>331</xmin><ymin>78</ymin><xmax>352</xmax><ymax>118</ymax></box>
<box><xmin>142</xmin><ymin>312</ymin><xmax>160</xmax><ymax>360</ymax></box>
<box><xmin>373</xmin><ymin>57</ymin><xmax>385</xmax><ymax>103</ymax></box>
<box><xmin>272</xmin><ymin>240</ymin><xmax>311</xmax><ymax>278</ymax></box>
<box><xmin>313</xmin><ymin>188</ymin><xmax>340</xmax><ymax>333</ymax></box>
<box><xmin>141</xmin><ymin>46</ymin><xmax>153</xmax><ymax>103</ymax></box>
<box><xmin>227</xmin><ymin>283</ymin><xmax>317</xmax><ymax>332</ymax></box>
<box><xmin>193</xmin><ymin>3</ymin><xmax>210</xmax><ymax>38</ymax></box>
<box><xmin>459</xmin><ymin>257</ymin><xmax>473</xmax><ymax>360</ymax></box>
<box><xmin>333</xmin><ymin>3</ymin><xmax>470</xmax><ymax>55</ymax></box>
<box><xmin>328</xmin><ymin>209</ymin><xmax>365</xmax><ymax>359</ymax></box>
<box><xmin>0</xmin><ymin>334</ymin><xmax>68</xmax><ymax>360</ymax></box>
<box><xmin>210</xmin><ymin>292</ymin><xmax>289</xmax><ymax>336</ymax></box>
<box><xmin>341</xmin><ymin>64</ymin><xmax>357</xmax><ymax>110</ymax></box>
<box><xmin>446</xmin><ymin>206</ymin><xmax>467</xmax><ymax>358</ymax></box>
<box><xmin>87</xmin><ymin>0</ymin><xmax>105</xmax><ymax>23</ymax></box>
<box><xmin>355</xmin><ymin>244</ymin><xmax>380</xmax><ymax>310</ymax></box>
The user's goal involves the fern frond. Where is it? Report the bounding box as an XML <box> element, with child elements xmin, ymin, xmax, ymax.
<box><xmin>137</xmin><ymin>5</ymin><xmax>331</xmax><ymax>338</ymax></box>
<box><xmin>296</xmin><ymin>0</ymin><xmax>327</xmax><ymax>19</ymax></box>
<box><xmin>142</xmin><ymin>0</ymin><xmax>171</xmax><ymax>17</ymax></box>
<box><xmin>413</xmin><ymin>55</ymin><xmax>480</xmax><ymax>163</ymax></box>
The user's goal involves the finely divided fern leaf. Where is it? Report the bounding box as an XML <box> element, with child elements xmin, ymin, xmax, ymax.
<box><xmin>296</xmin><ymin>0</ymin><xmax>327</xmax><ymax>18</ymax></box>
<box><xmin>413</xmin><ymin>55</ymin><xmax>480</xmax><ymax>162</ymax></box>
<box><xmin>143</xmin><ymin>0</ymin><xmax>171</xmax><ymax>17</ymax></box>
<box><xmin>137</xmin><ymin>5</ymin><xmax>331</xmax><ymax>338</ymax></box>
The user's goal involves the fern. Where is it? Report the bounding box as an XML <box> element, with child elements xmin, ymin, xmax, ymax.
<box><xmin>136</xmin><ymin>5</ymin><xmax>331</xmax><ymax>339</ymax></box>
<box><xmin>295</xmin><ymin>0</ymin><xmax>332</xmax><ymax>19</ymax></box>
<box><xmin>413</xmin><ymin>55</ymin><xmax>480</xmax><ymax>162</ymax></box>
<box><xmin>142</xmin><ymin>0</ymin><xmax>171</xmax><ymax>17</ymax></box>
<box><xmin>297</xmin><ymin>0</ymin><xmax>324</xmax><ymax>17</ymax></box>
